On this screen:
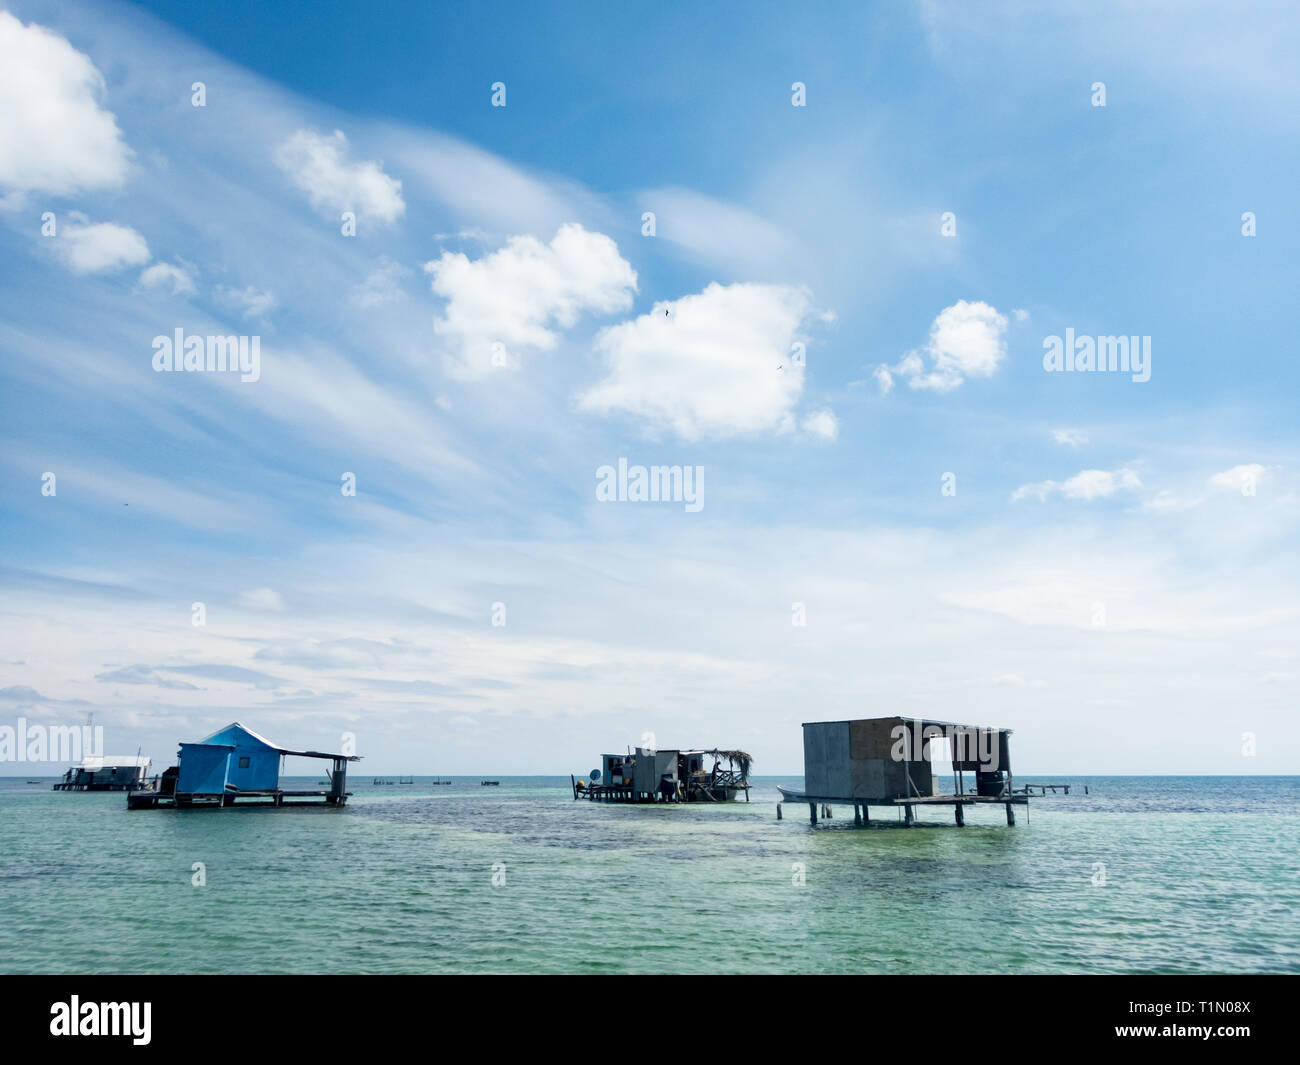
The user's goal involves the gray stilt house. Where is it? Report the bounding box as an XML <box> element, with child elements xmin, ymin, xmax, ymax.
<box><xmin>53</xmin><ymin>755</ymin><xmax>152</xmax><ymax>792</ymax></box>
<box><xmin>573</xmin><ymin>746</ymin><xmax>751</xmax><ymax>803</ymax></box>
<box><xmin>779</xmin><ymin>716</ymin><xmax>1027</xmax><ymax>826</ymax></box>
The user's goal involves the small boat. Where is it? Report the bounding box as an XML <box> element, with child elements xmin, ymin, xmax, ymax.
<box><xmin>777</xmin><ymin>785</ymin><xmax>806</xmax><ymax>801</ymax></box>
<box><xmin>431</xmin><ymin>777</ymin><xmax>452</xmax><ymax>785</ymax></box>
<box><xmin>480</xmin><ymin>779</ymin><xmax>500</xmax><ymax>786</ymax></box>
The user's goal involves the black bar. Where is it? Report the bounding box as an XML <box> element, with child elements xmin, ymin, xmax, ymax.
<box><xmin>0</xmin><ymin>973</ymin><xmax>1287</xmax><ymax>1053</ymax></box>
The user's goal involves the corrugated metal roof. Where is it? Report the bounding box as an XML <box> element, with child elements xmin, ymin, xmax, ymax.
<box><xmin>196</xmin><ymin>721</ymin><xmax>284</xmax><ymax>751</ymax></box>
<box><xmin>191</xmin><ymin>721</ymin><xmax>360</xmax><ymax>761</ymax></box>
<box><xmin>801</xmin><ymin>716</ymin><xmax>1013</xmax><ymax>732</ymax></box>
<box><xmin>73</xmin><ymin>755</ymin><xmax>151</xmax><ymax>769</ymax></box>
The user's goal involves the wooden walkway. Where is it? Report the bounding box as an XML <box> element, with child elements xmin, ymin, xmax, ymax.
<box><xmin>128</xmin><ymin>788</ymin><xmax>351</xmax><ymax>810</ymax></box>
<box><xmin>778</xmin><ymin>789</ymin><xmax>1028</xmax><ymax>827</ymax></box>
<box><xmin>572</xmin><ymin>774</ymin><xmax>749</xmax><ymax>804</ymax></box>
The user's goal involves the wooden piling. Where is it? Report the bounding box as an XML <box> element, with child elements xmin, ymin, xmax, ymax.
<box><xmin>1005</xmin><ymin>802</ymin><xmax>1016</xmax><ymax>825</ymax></box>
<box><xmin>954</xmin><ymin>802</ymin><xmax>964</xmax><ymax>827</ymax></box>
<box><xmin>776</xmin><ymin>802</ymin><xmax>782</xmax><ymax>820</ymax></box>
<box><xmin>809</xmin><ymin>802</ymin><xmax>817</xmax><ymax>824</ymax></box>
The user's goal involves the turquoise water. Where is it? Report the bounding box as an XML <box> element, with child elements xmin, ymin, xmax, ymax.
<box><xmin>1</xmin><ymin>776</ymin><xmax>1296</xmax><ymax>974</ymax></box>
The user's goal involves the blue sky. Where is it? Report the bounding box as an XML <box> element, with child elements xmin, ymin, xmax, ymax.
<box><xmin>1</xmin><ymin>0</ymin><xmax>1297</xmax><ymax>773</ymax></box>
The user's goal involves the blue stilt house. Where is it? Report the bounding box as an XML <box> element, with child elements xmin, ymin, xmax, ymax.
<box><xmin>130</xmin><ymin>721</ymin><xmax>360</xmax><ymax>809</ymax></box>
<box><xmin>178</xmin><ymin>722</ymin><xmax>284</xmax><ymax>794</ymax></box>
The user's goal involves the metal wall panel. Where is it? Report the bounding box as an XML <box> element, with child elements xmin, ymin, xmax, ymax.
<box><xmin>803</xmin><ymin>721</ymin><xmax>852</xmax><ymax>797</ymax></box>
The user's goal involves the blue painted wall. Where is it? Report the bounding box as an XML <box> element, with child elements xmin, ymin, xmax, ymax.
<box><xmin>176</xmin><ymin>743</ymin><xmax>233</xmax><ymax>794</ymax></box>
<box><xmin>225</xmin><ymin>744</ymin><xmax>280</xmax><ymax>790</ymax></box>
<box><xmin>177</xmin><ymin>725</ymin><xmax>283</xmax><ymax>793</ymax></box>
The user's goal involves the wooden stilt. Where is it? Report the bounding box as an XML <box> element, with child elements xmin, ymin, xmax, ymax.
<box><xmin>904</xmin><ymin>804</ymin><xmax>914</xmax><ymax>827</ymax></box>
<box><xmin>853</xmin><ymin>803</ymin><xmax>862</xmax><ymax>826</ymax></box>
<box><xmin>863</xmin><ymin>805</ymin><xmax>869</xmax><ymax>824</ymax></box>
<box><xmin>809</xmin><ymin>802</ymin><xmax>817</xmax><ymax>824</ymax></box>
<box><xmin>1005</xmin><ymin>802</ymin><xmax>1016</xmax><ymax>825</ymax></box>
<box><xmin>776</xmin><ymin>802</ymin><xmax>782</xmax><ymax>820</ymax></box>
<box><xmin>954</xmin><ymin>802</ymin><xmax>964</xmax><ymax>827</ymax></box>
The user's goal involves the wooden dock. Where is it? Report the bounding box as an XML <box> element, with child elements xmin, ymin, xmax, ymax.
<box><xmin>128</xmin><ymin>787</ymin><xmax>351</xmax><ymax>810</ymax></box>
<box><xmin>778</xmin><ymin>787</ymin><xmax>1028</xmax><ymax>827</ymax></box>
<box><xmin>574</xmin><ymin>781</ymin><xmax>643</xmax><ymax>802</ymax></box>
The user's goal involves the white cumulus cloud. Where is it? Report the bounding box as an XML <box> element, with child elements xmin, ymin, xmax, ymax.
<box><xmin>1207</xmin><ymin>464</ymin><xmax>1266</xmax><ymax>494</ymax></box>
<box><xmin>426</xmin><ymin>223</ymin><xmax>636</xmax><ymax>377</ymax></box>
<box><xmin>878</xmin><ymin>299</ymin><xmax>1009</xmax><ymax>392</ymax></box>
<box><xmin>801</xmin><ymin>409</ymin><xmax>839</xmax><ymax>441</ymax></box>
<box><xmin>58</xmin><ymin>220</ymin><xmax>150</xmax><ymax>274</ymax></box>
<box><xmin>577</xmin><ymin>281</ymin><xmax>817</xmax><ymax>441</ymax></box>
<box><xmin>1013</xmin><ymin>467</ymin><xmax>1141</xmax><ymax>502</ymax></box>
<box><xmin>0</xmin><ymin>12</ymin><xmax>131</xmax><ymax>198</ymax></box>
<box><xmin>274</xmin><ymin>128</ymin><xmax>405</xmax><ymax>224</ymax></box>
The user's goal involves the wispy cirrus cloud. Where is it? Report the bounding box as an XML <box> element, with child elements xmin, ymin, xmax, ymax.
<box><xmin>638</xmin><ymin>186</ymin><xmax>796</xmax><ymax>275</ymax></box>
<box><xmin>238</xmin><ymin>587</ymin><xmax>284</xmax><ymax>611</ymax></box>
<box><xmin>1052</xmin><ymin>428</ymin><xmax>1088</xmax><ymax>447</ymax></box>
<box><xmin>94</xmin><ymin>664</ymin><xmax>200</xmax><ymax>690</ymax></box>
<box><xmin>1013</xmin><ymin>467</ymin><xmax>1141</xmax><ymax>502</ymax></box>
<box><xmin>216</xmin><ymin>283</ymin><xmax>277</xmax><ymax>319</ymax></box>
<box><xmin>138</xmin><ymin>260</ymin><xmax>196</xmax><ymax>295</ymax></box>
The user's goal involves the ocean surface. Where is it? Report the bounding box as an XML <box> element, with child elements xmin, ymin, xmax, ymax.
<box><xmin>1</xmin><ymin>775</ymin><xmax>1296</xmax><ymax>974</ymax></box>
